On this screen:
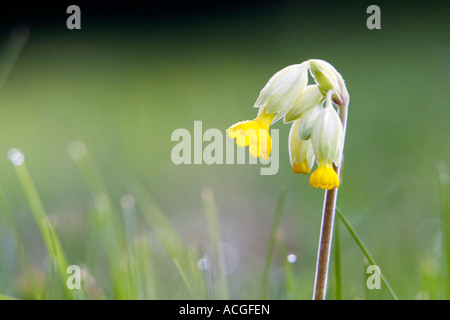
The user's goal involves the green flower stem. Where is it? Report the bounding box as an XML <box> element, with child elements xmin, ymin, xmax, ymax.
<box><xmin>312</xmin><ymin>98</ymin><xmax>348</xmax><ymax>300</ymax></box>
<box><xmin>313</xmin><ymin>187</ymin><xmax>339</xmax><ymax>300</ymax></box>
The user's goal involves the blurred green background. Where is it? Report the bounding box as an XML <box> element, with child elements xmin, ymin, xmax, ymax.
<box><xmin>0</xmin><ymin>0</ymin><xmax>449</xmax><ymax>299</ymax></box>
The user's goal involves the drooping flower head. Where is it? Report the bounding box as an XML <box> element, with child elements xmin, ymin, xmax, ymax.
<box><xmin>227</xmin><ymin>62</ymin><xmax>309</xmax><ymax>159</ymax></box>
<box><xmin>289</xmin><ymin>119</ymin><xmax>315</xmax><ymax>174</ymax></box>
<box><xmin>228</xmin><ymin>59</ymin><xmax>348</xmax><ymax>190</ymax></box>
<box><xmin>309</xmin><ymin>91</ymin><xmax>344</xmax><ymax>190</ymax></box>
<box><xmin>309</xmin><ymin>59</ymin><xmax>349</xmax><ymax>108</ymax></box>
<box><xmin>227</xmin><ymin>107</ymin><xmax>274</xmax><ymax>159</ymax></box>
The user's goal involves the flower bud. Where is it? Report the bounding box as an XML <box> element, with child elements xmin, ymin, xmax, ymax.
<box><xmin>297</xmin><ymin>103</ymin><xmax>322</xmax><ymax>140</ymax></box>
<box><xmin>288</xmin><ymin>120</ymin><xmax>315</xmax><ymax>174</ymax></box>
<box><xmin>255</xmin><ymin>62</ymin><xmax>309</xmax><ymax>123</ymax></box>
<box><xmin>310</xmin><ymin>98</ymin><xmax>344</xmax><ymax>167</ymax></box>
<box><xmin>309</xmin><ymin>59</ymin><xmax>348</xmax><ymax>107</ymax></box>
<box><xmin>284</xmin><ymin>85</ymin><xmax>323</xmax><ymax>123</ymax></box>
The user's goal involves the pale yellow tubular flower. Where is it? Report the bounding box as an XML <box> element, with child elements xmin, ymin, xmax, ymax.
<box><xmin>309</xmin><ymin>59</ymin><xmax>349</xmax><ymax>107</ymax></box>
<box><xmin>255</xmin><ymin>62</ymin><xmax>309</xmax><ymax>123</ymax></box>
<box><xmin>227</xmin><ymin>107</ymin><xmax>274</xmax><ymax>159</ymax></box>
<box><xmin>284</xmin><ymin>85</ymin><xmax>323</xmax><ymax>123</ymax></box>
<box><xmin>288</xmin><ymin>119</ymin><xmax>315</xmax><ymax>174</ymax></box>
<box><xmin>309</xmin><ymin>94</ymin><xmax>344</xmax><ymax>190</ymax></box>
<box><xmin>228</xmin><ymin>62</ymin><xmax>309</xmax><ymax>159</ymax></box>
<box><xmin>297</xmin><ymin>103</ymin><xmax>323</xmax><ymax>140</ymax></box>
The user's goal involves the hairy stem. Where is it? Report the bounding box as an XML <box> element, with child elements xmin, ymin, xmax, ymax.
<box><xmin>313</xmin><ymin>189</ymin><xmax>338</xmax><ymax>299</ymax></box>
<box><xmin>312</xmin><ymin>97</ymin><xmax>348</xmax><ymax>300</ymax></box>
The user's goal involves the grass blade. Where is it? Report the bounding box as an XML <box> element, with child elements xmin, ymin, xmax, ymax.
<box><xmin>0</xmin><ymin>27</ymin><xmax>29</xmax><ymax>91</ymax></box>
<box><xmin>129</xmin><ymin>180</ymin><xmax>187</xmax><ymax>261</ymax></box>
<box><xmin>0</xmin><ymin>184</ymin><xmax>43</xmax><ymax>299</ymax></box>
<box><xmin>128</xmin><ymin>178</ymin><xmax>205</xmax><ymax>298</ymax></box>
<box><xmin>333</xmin><ymin>216</ymin><xmax>342</xmax><ymax>300</ymax></box>
<box><xmin>336</xmin><ymin>207</ymin><xmax>398</xmax><ymax>300</ymax></box>
<box><xmin>277</xmin><ymin>231</ymin><xmax>300</xmax><ymax>300</ymax></box>
<box><xmin>0</xmin><ymin>294</ymin><xmax>19</xmax><ymax>300</ymax></box>
<box><xmin>260</xmin><ymin>187</ymin><xmax>287</xmax><ymax>299</ymax></box>
<box><xmin>173</xmin><ymin>258</ymin><xmax>197</xmax><ymax>299</ymax></box>
<box><xmin>186</xmin><ymin>246</ymin><xmax>209</xmax><ymax>299</ymax></box>
<box><xmin>120</xmin><ymin>194</ymin><xmax>145</xmax><ymax>299</ymax></box>
<box><xmin>136</xmin><ymin>235</ymin><xmax>157</xmax><ymax>299</ymax></box>
<box><xmin>437</xmin><ymin>162</ymin><xmax>450</xmax><ymax>299</ymax></box>
<box><xmin>68</xmin><ymin>141</ymin><xmax>133</xmax><ymax>299</ymax></box>
<box><xmin>8</xmin><ymin>149</ymin><xmax>72</xmax><ymax>298</ymax></box>
<box><xmin>201</xmin><ymin>188</ymin><xmax>229</xmax><ymax>300</ymax></box>
<box><xmin>197</xmin><ymin>256</ymin><xmax>213</xmax><ymax>300</ymax></box>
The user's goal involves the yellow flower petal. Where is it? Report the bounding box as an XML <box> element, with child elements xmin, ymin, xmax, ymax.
<box><xmin>227</xmin><ymin>120</ymin><xmax>253</xmax><ymax>147</ymax></box>
<box><xmin>292</xmin><ymin>160</ymin><xmax>311</xmax><ymax>174</ymax></box>
<box><xmin>309</xmin><ymin>164</ymin><xmax>339</xmax><ymax>190</ymax></box>
<box><xmin>227</xmin><ymin>108</ymin><xmax>275</xmax><ymax>159</ymax></box>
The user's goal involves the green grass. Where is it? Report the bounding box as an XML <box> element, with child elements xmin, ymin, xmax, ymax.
<box><xmin>260</xmin><ymin>187</ymin><xmax>287</xmax><ymax>299</ymax></box>
<box><xmin>201</xmin><ymin>188</ymin><xmax>229</xmax><ymax>299</ymax></box>
<box><xmin>0</xmin><ymin>141</ymin><xmax>447</xmax><ymax>300</ymax></box>
<box><xmin>0</xmin><ymin>140</ymin><xmax>405</xmax><ymax>300</ymax></box>
<box><xmin>437</xmin><ymin>163</ymin><xmax>450</xmax><ymax>299</ymax></box>
<box><xmin>0</xmin><ymin>27</ymin><xmax>29</xmax><ymax>92</ymax></box>
<box><xmin>333</xmin><ymin>217</ymin><xmax>342</xmax><ymax>300</ymax></box>
<box><xmin>336</xmin><ymin>207</ymin><xmax>398</xmax><ymax>300</ymax></box>
<box><xmin>9</xmin><ymin>150</ymin><xmax>72</xmax><ymax>299</ymax></box>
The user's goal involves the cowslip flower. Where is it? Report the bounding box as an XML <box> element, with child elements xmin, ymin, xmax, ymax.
<box><xmin>309</xmin><ymin>92</ymin><xmax>344</xmax><ymax>190</ymax></box>
<box><xmin>309</xmin><ymin>59</ymin><xmax>349</xmax><ymax>108</ymax></box>
<box><xmin>307</xmin><ymin>61</ymin><xmax>349</xmax><ymax>300</ymax></box>
<box><xmin>228</xmin><ymin>59</ymin><xmax>348</xmax><ymax>190</ymax></box>
<box><xmin>226</xmin><ymin>59</ymin><xmax>350</xmax><ymax>302</ymax></box>
<box><xmin>289</xmin><ymin>119</ymin><xmax>315</xmax><ymax>174</ymax></box>
<box><xmin>227</xmin><ymin>106</ymin><xmax>275</xmax><ymax>159</ymax></box>
<box><xmin>227</xmin><ymin>62</ymin><xmax>309</xmax><ymax>159</ymax></box>
<box><xmin>296</xmin><ymin>103</ymin><xmax>323</xmax><ymax>141</ymax></box>
<box><xmin>284</xmin><ymin>85</ymin><xmax>323</xmax><ymax>123</ymax></box>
